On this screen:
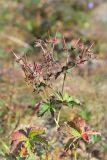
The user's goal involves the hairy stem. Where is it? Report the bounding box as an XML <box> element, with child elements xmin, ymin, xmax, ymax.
<box><xmin>61</xmin><ymin>72</ymin><xmax>66</xmax><ymax>94</ymax></box>
<box><xmin>54</xmin><ymin>117</ymin><xmax>59</xmax><ymax>129</ymax></box>
<box><xmin>57</xmin><ymin>109</ymin><xmax>61</xmax><ymax>126</ymax></box>
<box><xmin>74</xmin><ymin>149</ymin><xmax>77</xmax><ymax>160</ymax></box>
<box><xmin>73</xmin><ymin>143</ymin><xmax>77</xmax><ymax>160</ymax></box>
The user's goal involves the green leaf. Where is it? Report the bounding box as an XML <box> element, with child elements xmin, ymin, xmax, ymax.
<box><xmin>63</xmin><ymin>93</ymin><xmax>71</xmax><ymax>102</ymax></box>
<box><xmin>62</xmin><ymin>93</ymin><xmax>80</xmax><ymax>107</ymax></box>
<box><xmin>70</xmin><ymin>128</ymin><xmax>81</xmax><ymax>138</ymax></box>
<box><xmin>28</xmin><ymin>127</ymin><xmax>45</xmax><ymax>138</ymax></box>
<box><xmin>50</xmin><ymin>107</ymin><xmax>55</xmax><ymax>117</ymax></box>
<box><xmin>90</xmin><ymin>135</ymin><xmax>101</xmax><ymax>144</ymax></box>
<box><xmin>38</xmin><ymin>103</ymin><xmax>50</xmax><ymax>116</ymax></box>
<box><xmin>54</xmin><ymin>91</ymin><xmax>63</xmax><ymax>101</ymax></box>
<box><xmin>54</xmin><ymin>92</ymin><xmax>80</xmax><ymax>108</ymax></box>
<box><xmin>25</xmin><ymin>140</ymin><xmax>32</xmax><ymax>155</ymax></box>
<box><xmin>32</xmin><ymin>136</ymin><xmax>48</xmax><ymax>147</ymax></box>
<box><xmin>67</xmin><ymin>100</ymin><xmax>80</xmax><ymax>107</ymax></box>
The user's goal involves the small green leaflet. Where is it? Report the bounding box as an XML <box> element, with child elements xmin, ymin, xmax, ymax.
<box><xmin>70</xmin><ymin>128</ymin><xmax>81</xmax><ymax>138</ymax></box>
<box><xmin>31</xmin><ymin>136</ymin><xmax>48</xmax><ymax>147</ymax></box>
<box><xmin>90</xmin><ymin>135</ymin><xmax>101</xmax><ymax>144</ymax></box>
<box><xmin>28</xmin><ymin>127</ymin><xmax>45</xmax><ymax>138</ymax></box>
<box><xmin>38</xmin><ymin>92</ymin><xmax>81</xmax><ymax>117</ymax></box>
<box><xmin>38</xmin><ymin>102</ymin><xmax>57</xmax><ymax>117</ymax></box>
<box><xmin>54</xmin><ymin>92</ymin><xmax>80</xmax><ymax>108</ymax></box>
<box><xmin>38</xmin><ymin>103</ymin><xmax>50</xmax><ymax>116</ymax></box>
<box><xmin>54</xmin><ymin>91</ymin><xmax>63</xmax><ymax>101</ymax></box>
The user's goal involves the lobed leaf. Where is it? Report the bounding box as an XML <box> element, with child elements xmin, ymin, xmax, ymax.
<box><xmin>28</xmin><ymin>127</ymin><xmax>45</xmax><ymax>138</ymax></box>
<box><xmin>54</xmin><ymin>91</ymin><xmax>63</xmax><ymax>101</ymax></box>
<box><xmin>54</xmin><ymin>92</ymin><xmax>80</xmax><ymax>108</ymax></box>
<box><xmin>81</xmin><ymin>133</ymin><xmax>89</xmax><ymax>143</ymax></box>
<box><xmin>38</xmin><ymin>103</ymin><xmax>50</xmax><ymax>116</ymax></box>
<box><xmin>31</xmin><ymin>136</ymin><xmax>48</xmax><ymax>147</ymax></box>
<box><xmin>11</xmin><ymin>131</ymin><xmax>27</xmax><ymax>142</ymax></box>
<box><xmin>70</xmin><ymin>128</ymin><xmax>81</xmax><ymax>138</ymax></box>
<box><xmin>90</xmin><ymin>135</ymin><xmax>101</xmax><ymax>144</ymax></box>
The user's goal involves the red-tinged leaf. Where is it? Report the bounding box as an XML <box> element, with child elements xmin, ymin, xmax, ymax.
<box><xmin>34</xmin><ymin>102</ymin><xmax>41</xmax><ymax>113</ymax></box>
<box><xmin>81</xmin><ymin>133</ymin><xmax>89</xmax><ymax>143</ymax></box>
<box><xmin>11</xmin><ymin>131</ymin><xmax>27</xmax><ymax>141</ymax></box>
<box><xmin>75</xmin><ymin>118</ymin><xmax>86</xmax><ymax>131</ymax></box>
<box><xmin>20</xmin><ymin>146</ymin><xmax>28</xmax><ymax>157</ymax></box>
<box><xmin>10</xmin><ymin>140</ymin><xmax>20</xmax><ymax>153</ymax></box>
<box><xmin>68</xmin><ymin>117</ymin><xmax>87</xmax><ymax>133</ymax></box>
<box><xmin>28</xmin><ymin>126</ymin><xmax>45</xmax><ymax>138</ymax></box>
<box><xmin>71</xmin><ymin>128</ymin><xmax>81</xmax><ymax>138</ymax></box>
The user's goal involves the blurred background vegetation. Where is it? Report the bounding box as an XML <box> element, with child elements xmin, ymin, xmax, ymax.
<box><xmin>0</xmin><ymin>0</ymin><xmax>107</xmax><ymax>159</ymax></box>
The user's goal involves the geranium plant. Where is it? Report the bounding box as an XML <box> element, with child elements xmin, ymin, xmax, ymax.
<box><xmin>9</xmin><ymin>34</ymin><xmax>101</xmax><ymax>160</ymax></box>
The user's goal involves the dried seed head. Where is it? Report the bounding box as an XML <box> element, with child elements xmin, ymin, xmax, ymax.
<box><xmin>13</xmin><ymin>36</ymin><xmax>95</xmax><ymax>93</ymax></box>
